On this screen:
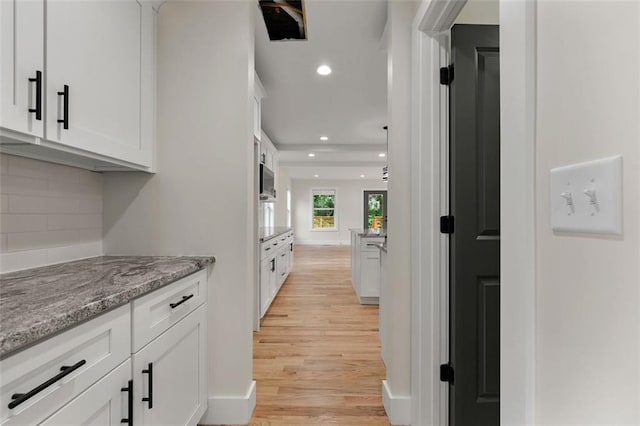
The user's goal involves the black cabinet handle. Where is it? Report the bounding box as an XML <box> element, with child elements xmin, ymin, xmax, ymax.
<box><xmin>57</xmin><ymin>85</ymin><xmax>69</xmax><ymax>129</ymax></box>
<box><xmin>8</xmin><ymin>359</ymin><xmax>86</xmax><ymax>409</ymax></box>
<box><xmin>169</xmin><ymin>294</ymin><xmax>194</xmax><ymax>309</ymax></box>
<box><xmin>120</xmin><ymin>379</ymin><xmax>133</xmax><ymax>424</ymax></box>
<box><xmin>265</xmin><ymin>247</ymin><xmax>271</xmax><ymax>251</ymax></box>
<box><xmin>281</xmin><ymin>253</ymin><xmax>286</xmax><ymax>257</ymax></box>
<box><xmin>290</xmin><ymin>243</ymin><xmax>293</xmax><ymax>252</ymax></box>
<box><xmin>142</xmin><ymin>362</ymin><xmax>153</xmax><ymax>409</ymax></box>
<box><xmin>28</xmin><ymin>70</ymin><xmax>42</xmax><ymax>120</ymax></box>
<box><xmin>271</xmin><ymin>258</ymin><xmax>275</xmax><ymax>272</ymax></box>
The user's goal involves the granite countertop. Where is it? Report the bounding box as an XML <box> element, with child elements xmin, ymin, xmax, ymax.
<box><xmin>0</xmin><ymin>255</ymin><xmax>215</xmax><ymax>357</ymax></box>
<box><xmin>260</xmin><ymin>226</ymin><xmax>293</xmax><ymax>242</ymax></box>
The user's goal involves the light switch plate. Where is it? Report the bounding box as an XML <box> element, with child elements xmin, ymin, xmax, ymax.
<box><xmin>550</xmin><ymin>155</ymin><xmax>622</xmax><ymax>235</ymax></box>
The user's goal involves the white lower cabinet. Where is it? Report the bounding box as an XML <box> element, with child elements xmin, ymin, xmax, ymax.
<box><xmin>40</xmin><ymin>359</ymin><xmax>132</xmax><ymax>426</ymax></box>
<box><xmin>0</xmin><ymin>272</ymin><xmax>208</xmax><ymax>426</ymax></box>
<box><xmin>133</xmin><ymin>305</ymin><xmax>207</xmax><ymax>426</ymax></box>
<box><xmin>259</xmin><ymin>230</ymin><xmax>294</xmax><ymax>319</ymax></box>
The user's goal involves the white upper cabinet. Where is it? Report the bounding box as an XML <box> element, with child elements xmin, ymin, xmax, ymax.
<box><xmin>1</xmin><ymin>0</ymin><xmax>45</xmax><ymax>138</ymax></box>
<box><xmin>46</xmin><ymin>0</ymin><xmax>154</xmax><ymax>169</ymax></box>
<box><xmin>0</xmin><ymin>0</ymin><xmax>156</xmax><ymax>172</ymax></box>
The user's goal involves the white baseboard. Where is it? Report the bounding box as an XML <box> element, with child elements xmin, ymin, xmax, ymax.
<box><xmin>383</xmin><ymin>380</ymin><xmax>411</xmax><ymax>425</ymax></box>
<box><xmin>200</xmin><ymin>380</ymin><xmax>256</xmax><ymax>425</ymax></box>
<box><xmin>295</xmin><ymin>239</ymin><xmax>350</xmax><ymax>246</ymax></box>
<box><xmin>0</xmin><ymin>241</ymin><xmax>103</xmax><ymax>273</ymax></box>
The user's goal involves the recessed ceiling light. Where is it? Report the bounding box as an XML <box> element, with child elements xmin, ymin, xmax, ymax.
<box><xmin>360</xmin><ymin>174</ymin><xmax>365</xmax><ymax>178</ymax></box>
<box><xmin>378</xmin><ymin>153</ymin><xmax>386</xmax><ymax>158</ymax></box>
<box><xmin>308</xmin><ymin>153</ymin><xmax>315</xmax><ymax>157</ymax></box>
<box><xmin>320</xmin><ymin>136</ymin><xmax>329</xmax><ymax>141</ymax></box>
<box><xmin>314</xmin><ymin>174</ymin><xmax>319</xmax><ymax>178</ymax></box>
<box><xmin>316</xmin><ymin>65</ymin><xmax>332</xmax><ymax>76</ymax></box>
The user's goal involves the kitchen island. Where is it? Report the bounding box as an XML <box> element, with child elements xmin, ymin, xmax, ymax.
<box><xmin>349</xmin><ymin>229</ymin><xmax>385</xmax><ymax>304</ymax></box>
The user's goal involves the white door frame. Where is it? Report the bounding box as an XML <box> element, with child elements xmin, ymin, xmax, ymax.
<box><xmin>409</xmin><ymin>1</ymin><xmax>537</xmax><ymax>425</ymax></box>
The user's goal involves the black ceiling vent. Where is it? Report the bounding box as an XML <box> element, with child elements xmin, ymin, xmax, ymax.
<box><xmin>259</xmin><ymin>1</ymin><xmax>307</xmax><ymax>41</ymax></box>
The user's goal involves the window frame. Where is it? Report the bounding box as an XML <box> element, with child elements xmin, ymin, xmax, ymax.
<box><xmin>310</xmin><ymin>188</ymin><xmax>338</xmax><ymax>231</ymax></box>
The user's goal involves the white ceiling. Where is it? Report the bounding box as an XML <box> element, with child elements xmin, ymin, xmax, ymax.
<box><xmin>255</xmin><ymin>0</ymin><xmax>388</xmax><ymax>148</ymax></box>
<box><xmin>285</xmin><ymin>166</ymin><xmax>387</xmax><ymax>181</ymax></box>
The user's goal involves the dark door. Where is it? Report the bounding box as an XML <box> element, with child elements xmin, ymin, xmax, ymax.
<box><xmin>363</xmin><ymin>190</ymin><xmax>387</xmax><ymax>231</ymax></box>
<box><xmin>449</xmin><ymin>24</ymin><xmax>500</xmax><ymax>426</ymax></box>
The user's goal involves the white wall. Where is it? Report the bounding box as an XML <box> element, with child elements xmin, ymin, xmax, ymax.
<box><xmin>274</xmin><ymin>165</ymin><xmax>291</xmax><ymax>227</ymax></box>
<box><xmin>535</xmin><ymin>2</ymin><xmax>640</xmax><ymax>424</ymax></box>
<box><xmin>0</xmin><ymin>154</ymin><xmax>103</xmax><ymax>272</ymax></box>
<box><xmin>384</xmin><ymin>1</ymin><xmax>417</xmax><ymax>422</ymax></box>
<box><xmin>455</xmin><ymin>0</ymin><xmax>499</xmax><ymax>25</ymax></box>
<box><xmin>292</xmin><ymin>178</ymin><xmax>386</xmax><ymax>245</ymax></box>
<box><xmin>102</xmin><ymin>2</ymin><xmax>256</xmax><ymax>424</ymax></box>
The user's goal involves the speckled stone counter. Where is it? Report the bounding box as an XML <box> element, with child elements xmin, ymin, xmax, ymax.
<box><xmin>0</xmin><ymin>256</ymin><xmax>215</xmax><ymax>357</ymax></box>
<box><xmin>259</xmin><ymin>226</ymin><xmax>292</xmax><ymax>242</ymax></box>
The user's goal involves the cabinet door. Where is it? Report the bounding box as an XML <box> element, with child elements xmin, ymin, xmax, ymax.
<box><xmin>360</xmin><ymin>254</ymin><xmax>381</xmax><ymax>298</ymax></box>
<box><xmin>40</xmin><ymin>360</ymin><xmax>132</xmax><ymax>426</ymax></box>
<box><xmin>0</xmin><ymin>0</ymin><xmax>44</xmax><ymax>137</ymax></box>
<box><xmin>260</xmin><ymin>259</ymin><xmax>272</xmax><ymax>317</ymax></box>
<box><xmin>45</xmin><ymin>0</ymin><xmax>152</xmax><ymax>167</ymax></box>
<box><xmin>276</xmin><ymin>249</ymin><xmax>288</xmax><ymax>288</ymax></box>
<box><xmin>133</xmin><ymin>306</ymin><xmax>207</xmax><ymax>426</ymax></box>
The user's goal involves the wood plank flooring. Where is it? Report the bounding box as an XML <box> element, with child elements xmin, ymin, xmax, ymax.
<box><xmin>250</xmin><ymin>245</ymin><xmax>389</xmax><ymax>425</ymax></box>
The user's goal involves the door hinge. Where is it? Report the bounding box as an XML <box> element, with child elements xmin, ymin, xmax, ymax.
<box><xmin>440</xmin><ymin>215</ymin><xmax>454</xmax><ymax>234</ymax></box>
<box><xmin>440</xmin><ymin>65</ymin><xmax>454</xmax><ymax>85</ymax></box>
<box><xmin>440</xmin><ymin>363</ymin><xmax>454</xmax><ymax>383</ymax></box>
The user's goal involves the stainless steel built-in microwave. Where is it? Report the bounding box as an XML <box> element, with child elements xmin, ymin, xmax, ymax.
<box><xmin>259</xmin><ymin>164</ymin><xmax>276</xmax><ymax>201</ymax></box>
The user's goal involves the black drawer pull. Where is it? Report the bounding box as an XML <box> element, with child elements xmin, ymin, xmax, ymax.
<box><xmin>169</xmin><ymin>294</ymin><xmax>194</xmax><ymax>309</ymax></box>
<box><xmin>290</xmin><ymin>243</ymin><xmax>293</xmax><ymax>251</ymax></box>
<box><xmin>142</xmin><ymin>362</ymin><xmax>153</xmax><ymax>409</ymax></box>
<box><xmin>8</xmin><ymin>359</ymin><xmax>86</xmax><ymax>409</ymax></box>
<box><xmin>57</xmin><ymin>85</ymin><xmax>69</xmax><ymax>129</ymax></box>
<box><xmin>265</xmin><ymin>247</ymin><xmax>271</xmax><ymax>251</ymax></box>
<box><xmin>281</xmin><ymin>253</ymin><xmax>286</xmax><ymax>257</ymax></box>
<box><xmin>28</xmin><ymin>70</ymin><xmax>42</xmax><ymax>120</ymax></box>
<box><xmin>121</xmin><ymin>379</ymin><xmax>133</xmax><ymax>424</ymax></box>
<box><xmin>271</xmin><ymin>258</ymin><xmax>275</xmax><ymax>272</ymax></box>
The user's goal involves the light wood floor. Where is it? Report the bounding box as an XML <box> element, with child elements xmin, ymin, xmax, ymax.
<box><xmin>249</xmin><ymin>245</ymin><xmax>389</xmax><ymax>425</ymax></box>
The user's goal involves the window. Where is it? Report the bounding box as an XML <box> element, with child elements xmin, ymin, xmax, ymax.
<box><xmin>286</xmin><ymin>189</ymin><xmax>292</xmax><ymax>228</ymax></box>
<box><xmin>312</xmin><ymin>189</ymin><xmax>336</xmax><ymax>230</ymax></box>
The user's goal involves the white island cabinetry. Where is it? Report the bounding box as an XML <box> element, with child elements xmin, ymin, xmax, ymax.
<box><xmin>350</xmin><ymin>229</ymin><xmax>384</xmax><ymax>304</ymax></box>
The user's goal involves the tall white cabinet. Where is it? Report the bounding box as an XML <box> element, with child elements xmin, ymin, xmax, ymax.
<box><xmin>0</xmin><ymin>0</ymin><xmax>156</xmax><ymax>171</ymax></box>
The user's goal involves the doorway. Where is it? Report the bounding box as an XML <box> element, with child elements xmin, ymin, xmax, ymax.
<box><xmin>363</xmin><ymin>190</ymin><xmax>387</xmax><ymax>231</ymax></box>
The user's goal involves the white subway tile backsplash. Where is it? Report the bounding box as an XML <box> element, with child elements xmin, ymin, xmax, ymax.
<box><xmin>0</xmin><ymin>175</ymin><xmax>49</xmax><ymax>196</ymax></box>
<box><xmin>7</xmin><ymin>155</ymin><xmax>81</xmax><ymax>183</ymax></box>
<box><xmin>48</xmin><ymin>180</ymin><xmax>102</xmax><ymax>198</ymax></box>
<box><xmin>1</xmin><ymin>214</ymin><xmax>48</xmax><ymax>233</ymax></box>
<box><xmin>0</xmin><ymin>154</ymin><xmax>103</xmax><ymax>259</ymax></box>
<box><xmin>9</xmin><ymin>195</ymin><xmax>80</xmax><ymax>214</ymax></box>
<box><xmin>0</xmin><ymin>194</ymin><xmax>8</xmax><ymax>213</ymax></box>
<box><xmin>78</xmin><ymin>197</ymin><xmax>102</xmax><ymax>214</ymax></box>
<box><xmin>48</xmin><ymin>214</ymin><xmax>101</xmax><ymax>231</ymax></box>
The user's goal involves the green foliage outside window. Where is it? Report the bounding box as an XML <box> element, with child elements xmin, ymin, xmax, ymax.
<box><xmin>313</xmin><ymin>192</ymin><xmax>336</xmax><ymax>228</ymax></box>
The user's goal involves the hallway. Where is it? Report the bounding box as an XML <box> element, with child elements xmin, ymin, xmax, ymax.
<box><xmin>250</xmin><ymin>245</ymin><xmax>389</xmax><ymax>425</ymax></box>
